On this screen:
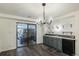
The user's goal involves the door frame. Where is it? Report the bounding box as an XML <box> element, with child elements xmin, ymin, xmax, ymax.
<box><xmin>16</xmin><ymin>22</ymin><xmax>37</xmax><ymax>48</ymax></box>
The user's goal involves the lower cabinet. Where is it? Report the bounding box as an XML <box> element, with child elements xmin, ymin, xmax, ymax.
<box><xmin>43</xmin><ymin>36</ymin><xmax>50</xmax><ymax>45</ymax></box>
<box><xmin>53</xmin><ymin>38</ymin><xmax>58</xmax><ymax>49</ymax></box>
<box><xmin>57</xmin><ymin>38</ymin><xmax>62</xmax><ymax>51</ymax></box>
<box><xmin>62</xmin><ymin>39</ymin><xmax>75</xmax><ymax>56</ymax></box>
<box><xmin>43</xmin><ymin>36</ymin><xmax>75</xmax><ymax>55</ymax></box>
<box><xmin>47</xmin><ymin>37</ymin><xmax>53</xmax><ymax>47</ymax></box>
<box><xmin>43</xmin><ymin>36</ymin><xmax>62</xmax><ymax>51</ymax></box>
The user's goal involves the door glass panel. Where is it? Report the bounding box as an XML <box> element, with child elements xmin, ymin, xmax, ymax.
<box><xmin>28</xmin><ymin>24</ymin><xmax>36</xmax><ymax>45</ymax></box>
<box><xmin>16</xmin><ymin>23</ymin><xmax>36</xmax><ymax>47</ymax></box>
<box><xmin>17</xmin><ymin>23</ymin><xmax>27</xmax><ymax>47</ymax></box>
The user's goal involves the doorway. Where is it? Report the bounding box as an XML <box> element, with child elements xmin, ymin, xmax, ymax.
<box><xmin>16</xmin><ymin>23</ymin><xmax>36</xmax><ymax>48</ymax></box>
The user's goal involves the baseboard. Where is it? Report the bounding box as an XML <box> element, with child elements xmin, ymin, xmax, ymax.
<box><xmin>0</xmin><ymin>48</ymin><xmax>16</xmax><ymax>53</ymax></box>
<box><xmin>0</xmin><ymin>44</ymin><xmax>43</xmax><ymax>53</ymax></box>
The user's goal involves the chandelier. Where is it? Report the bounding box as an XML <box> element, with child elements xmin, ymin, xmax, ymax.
<box><xmin>39</xmin><ymin>3</ymin><xmax>53</xmax><ymax>24</ymax></box>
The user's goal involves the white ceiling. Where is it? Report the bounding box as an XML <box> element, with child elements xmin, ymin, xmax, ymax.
<box><xmin>0</xmin><ymin>3</ymin><xmax>79</xmax><ymax>18</ymax></box>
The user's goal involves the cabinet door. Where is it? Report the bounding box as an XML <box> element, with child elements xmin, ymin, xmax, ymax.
<box><xmin>48</xmin><ymin>37</ymin><xmax>54</xmax><ymax>47</ymax></box>
<box><xmin>43</xmin><ymin>36</ymin><xmax>46</xmax><ymax>44</ymax></box>
<box><xmin>62</xmin><ymin>39</ymin><xmax>75</xmax><ymax>55</ymax></box>
<box><xmin>57</xmin><ymin>38</ymin><xmax>62</xmax><ymax>51</ymax></box>
<box><xmin>43</xmin><ymin>36</ymin><xmax>49</xmax><ymax>45</ymax></box>
<box><xmin>53</xmin><ymin>38</ymin><xmax>58</xmax><ymax>49</ymax></box>
<box><xmin>48</xmin><ymin>37</ymin><xmax>57</xmax><ymax>49</ymax></box>
<box><xmin>46</xmin><ymin>37</ymin><xmax>49</xmax><ymax>45</ymax></box>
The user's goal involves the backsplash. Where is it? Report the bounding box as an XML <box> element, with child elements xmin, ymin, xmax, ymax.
<box><xmin>43</xmin><ymin>16</ymin><xmax>75</xmax><ymax>35</ymax></box>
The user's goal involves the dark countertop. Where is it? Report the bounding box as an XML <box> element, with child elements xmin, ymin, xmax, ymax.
<box><xmin>44</xmin><ymin>34</ymin><xmax>75</xmax><ymax>39</ymax></box>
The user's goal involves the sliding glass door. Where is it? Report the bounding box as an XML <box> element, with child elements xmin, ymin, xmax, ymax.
<box><xmin>16</xmin><ymin>23</ymin><xmax>28</xmax><ymax>47</ymax></box>
<box><xmin>16</xmin><ymin>23</ymin><xmax>36</xmax><ymax>47</ymax></box>
<box><xmin>28</xmin><ymin>24</ymin><xmax>36</xmax><ymax>46</ymax></box>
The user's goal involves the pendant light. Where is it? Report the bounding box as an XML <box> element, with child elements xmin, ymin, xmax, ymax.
<box><xmin>37</xmin><ymin>3</ymin><xmax>53</xmax><ymax>24</ymax></box>
<box><xmin>41</xmin><ymin>3</ymin><xmax>52</xmax><ymax>24</ymax></box>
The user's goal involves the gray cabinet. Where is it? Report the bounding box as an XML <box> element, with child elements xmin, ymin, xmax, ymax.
<box><xmin>43</xmin><ymin>36</ymin><xmax>46</xmax><ymax>44</ymax></box>
<box><xmin>53</xmin><ymin>38</ymin><xmax>57</xmax><ymax>49</ymax></box>
<box><xmin>48</xmin><ymin>37</ymin><xmax>54</xmax><ymax>47</ymax></box>
<box><xmin>45</xmin><ymin>37</ymin><xmax>49</xmax><ymax>45</ymax></box>
<box><xmin>57</xmin><ymin>38</ymin><xmax>62</xmax><ymax>51</ymax></box>
<box><xmin>43</xmin><ymin>36</ymin><xmax>50</xmax><ymax>45</ymax></box>
<box><xmin>43</xmin><ymin>36</ymin><xmax>62</xmax><ymax>51</ymax></box>
<box><xmin>43</xmin><ymin>36</ymin><xmax>47</xmax><ymax>45</ymax></box>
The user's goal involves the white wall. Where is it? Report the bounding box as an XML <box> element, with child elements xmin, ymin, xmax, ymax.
<box><xmin>43</xmin><ymin>11</ymin><xmax>79</xmax><ymax>35</ymax></box>
<box><xmin>0</xmin><ymin>18</ymin><xmax>16</xmax><ymax>52</ymax></box>
<box><xmin>74</xmin><ymin>14</ymin><xmax>79</xmax><ymax>56</ymax></box>
<box><xmin>0</xmin><ymin>17</ymin><xmax>38</xmax><ymax>52</ymax></box>
<box><xmin>52</xmin><ymin>16</ymin><xmax>75</xmax><ymax>35</ymax></box>
<box><xmin>36</xmin><ymin>24</ymin><xmax>43</xmax><ymax>44</ymax></box>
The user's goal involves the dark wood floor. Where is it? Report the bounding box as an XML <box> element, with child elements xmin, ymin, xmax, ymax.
<box><xmin>0</xmin><ymin>44</ymin><xmax>68</xmax><ymax>56</ymax></box>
